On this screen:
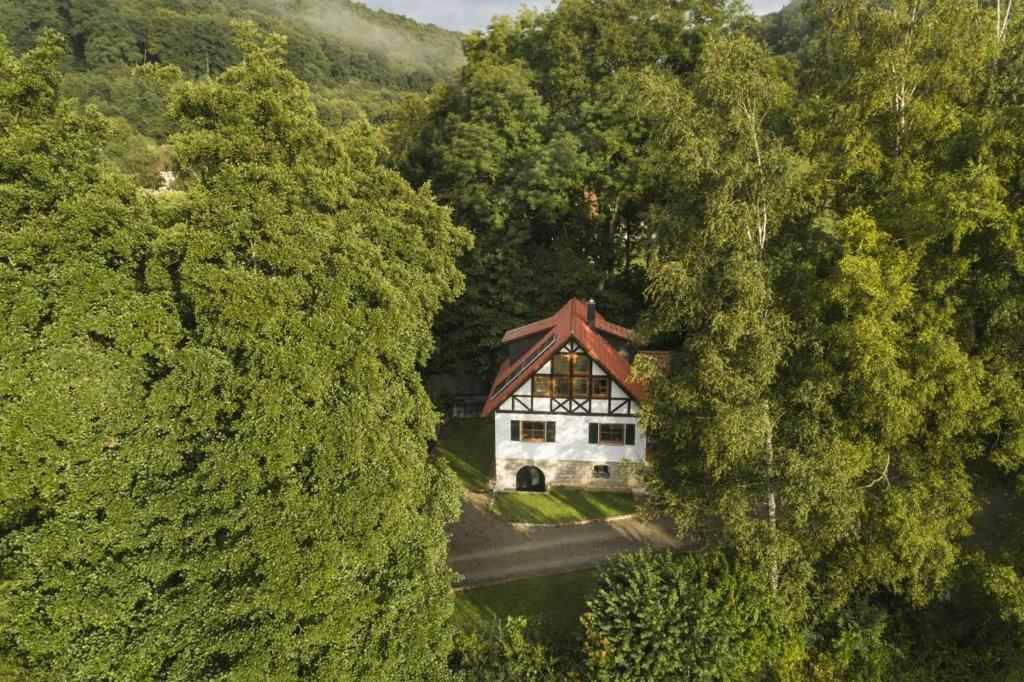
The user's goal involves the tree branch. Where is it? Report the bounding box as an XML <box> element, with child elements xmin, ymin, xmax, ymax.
<box><xmin>861</xmin><ymin>453</ymin><xmax>892</xmax><ymax>490</ymax></box>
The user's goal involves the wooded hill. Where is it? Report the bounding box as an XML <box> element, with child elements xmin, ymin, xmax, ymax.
<box><xmin>0</xmin><ymin>0</ymin><xmax>464</xmax><ymax>184</ymax></box>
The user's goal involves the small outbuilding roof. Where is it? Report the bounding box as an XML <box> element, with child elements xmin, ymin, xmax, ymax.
<box><xmin>481</xmin><ymin>299</ymin><xmax>647</xmax><ymax>417</ymax></box>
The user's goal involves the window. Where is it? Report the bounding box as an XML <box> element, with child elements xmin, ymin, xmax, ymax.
<box><xmin>552</xmin><ymin>353</ymin><xmax>572</xmax><ymax>375</ymax></box>
<box><xmin>572</xmin><ymin>377</ymin><xmax>590</xmax><ymax>397</ymax></box>
<box><xmin>517</xmin><ymin>421</ymin><xmax>555</xmax><ymax>443</ymax></box>
<box><xmin>590</xmin><ymin>423</ymin><xmax>636</xmax><ymax>445</ymax></box>
<box><xmin>573</xmin><ymin>354</ymin><xmax>591</xmax><ymax>375</ymax></box>
<box><xmin>521</xmin><ymin>421</ymin><xmax>547</xmax><ymax>442</ymax></box>
<box><xmin>592</xmin><ymin>377</ymin><xmax>610</xmax><ymax>398</ymax></box>
<box><xmin>593</xmin><ymin>465</ymin><xmax>610</xmax><ymax>479</ymax></box>
<box><xmin>598</xmin><ymin>424</ymin><xmax>625</xmax><ymax>445</ymax></box>
<box><xmin>554</xmin><ymin>352</ymin><xmax>591</xmax><ymax>376</ymax></box>
<box><xmin>532</xmin><ymin>376</ymin><xmax>551</xmax><ymax>397</ymax></box>
<box><xmin>552</xmin><ymin>376</ymin><xmax>571</xmax><ymax>398</ymax></box>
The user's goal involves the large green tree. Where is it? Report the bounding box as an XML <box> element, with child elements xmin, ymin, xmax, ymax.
<box><xmin>1</xmin><ymin>27</ymin><xmax>470</xmax><ymax>679</ymax></box>
<box><xmin>637</xmin><ymin>30</ymin><xmax>810</xmax><ymax>598</ymax></box>
<box><xmin>638</xmin><ymin>1</ymin><xmax>1023</xmax><ymax>673</ymax></box>
<box><xmin>0</xmin><ymin>31</ymin><xmax>183</xmax><ymax>678</ymax></box>
<box><xmin>392</xmin><ymin>0</ymin><xmax>750</xmax><ymax>377</ymax></box>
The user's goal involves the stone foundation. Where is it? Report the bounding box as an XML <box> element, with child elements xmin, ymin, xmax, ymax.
<box><xmin>496</xmin><ymin>458</ymin><xmax>643</xmax><ymax>491</ymax></box>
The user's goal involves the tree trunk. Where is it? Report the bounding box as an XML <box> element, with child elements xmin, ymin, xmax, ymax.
<box><xmin>765</xmin><ymin>411</ymin><xmax>780</xmax><ymax>593</ymax></box>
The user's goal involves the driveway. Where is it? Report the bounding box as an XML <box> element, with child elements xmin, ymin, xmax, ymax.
<box><xmin>448</xmin><ymin>492</ymin><xmax>684</xmax><ymax>588</ymax></box>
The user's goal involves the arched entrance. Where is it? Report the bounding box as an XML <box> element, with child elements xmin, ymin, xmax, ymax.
<box><xmin>515</xmin><ymin>466</ymin><xmax>546</xmax><ymax>492</ymax></box>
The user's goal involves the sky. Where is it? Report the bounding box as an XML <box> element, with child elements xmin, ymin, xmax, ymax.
<box><xmin>362</xmin><ymin>0</ymin><xmax>789</xmax><ymax>32</ymax></box>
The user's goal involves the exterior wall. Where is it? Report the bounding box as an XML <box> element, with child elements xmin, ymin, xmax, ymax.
<box><xmin>496</xmin><ymin>457</ymin><xmax>643</xmax><ymax>491</ymax></box>
<box><xmin>494</xmin><ymin>412</ymin><xmax>646</xmax><ymax>491</ymax></box>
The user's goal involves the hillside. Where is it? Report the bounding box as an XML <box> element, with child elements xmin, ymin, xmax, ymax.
<box><xmin>0</xmin><ymin>0</ymin><xmax>465</xmax><ymax>182</ymax></box>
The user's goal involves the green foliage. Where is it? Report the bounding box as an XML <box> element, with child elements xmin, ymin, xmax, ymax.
<box><xmin>450</xmin><ymin>617</ymin><xmax>567</xmax><ymax>681</ymax></box>
<box><xmin>584</xmin><ymin>551</ymin><xmax>803</xmax><ymax>680</ymax></box>
<box><xmin>1</xmin><ymin>27</ymin><xmax>469</xmax><ymax>679</ymax></box>
<box><xmin>392</xmin><ymin>0</ymin><xmax>754</xmax><ymax>377</ymax></box>
<box><xmin>102</xmin><ymin>116</ymin><xmax>171</xmax><ymax>188</ymax></box>
<box><xmin>633</xmin><ymin>1</ymin><xmax>1024</xmax><ymax>677</ymax></box>
<box><xmin>0</xmin><ymin>0</ymin><xmax>464</xmax><ymax>145</ymax></box>
<box><xmin>0</xmin><ymin>30</ymin><xmax>184</xmax><ymax>678</ymax></box>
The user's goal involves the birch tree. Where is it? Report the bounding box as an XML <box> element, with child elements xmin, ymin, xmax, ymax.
<box><xmin>638</xmin><ymin>33</ymin><xmax>807</xmax><ymax>599</ymax></box>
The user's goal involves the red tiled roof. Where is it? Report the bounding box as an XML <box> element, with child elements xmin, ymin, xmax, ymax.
<box><xmin>502</xmin><ymin>306</ymin><xmax>632</xmax><ymax>343</ymax></box>
<box><xmin>481</xmin><ymin>299</ymin><xmax>647</xmax><ymax>416</ymax></box>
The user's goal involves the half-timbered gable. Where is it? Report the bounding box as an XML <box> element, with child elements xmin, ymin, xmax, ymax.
<box><xmin>494</xmin><ymin>340</ymin><xmax>640</xmax><ymax>417</ymax></box>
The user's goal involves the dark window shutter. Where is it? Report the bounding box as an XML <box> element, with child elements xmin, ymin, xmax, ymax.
<box><xmin>589</xmin><ymin>423</ymin><xmax>599</xmax><ymax>444</ymax></box>
<box><xmin>625</xmin><ymin>424</ymin><xmax>636</xmax><ymax>445</ymax></box>
<box><xmin>546</xmin><ymin>422</ymin><xmax>556</xmax><ymax>442</ymax></box>
<box><xmin>511</xmin><ymin>420</ymin><xmax>520</xmax><ymax>441</ymax></box>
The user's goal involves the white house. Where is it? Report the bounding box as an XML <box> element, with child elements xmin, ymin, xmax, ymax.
<box><xmin>482</xmin><ymin>298</ymin><xmax>655</xmax><ymax>492</ymax></box>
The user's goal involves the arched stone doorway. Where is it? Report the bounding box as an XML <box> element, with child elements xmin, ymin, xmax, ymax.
<box><xmin>515</xmin><ymin>466</ymin><xmax>546</xmax><ymax>492</ymax></box>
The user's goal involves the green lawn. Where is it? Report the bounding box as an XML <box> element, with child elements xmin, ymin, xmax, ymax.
<box><xmin>437</xmin><ymin>418</ymin><xmax>494</xmax><ymax>492</ymax></box>
<box><xmin>491</xmin><ymin>487</ymin><xmax>636</xmax><ymax>524</ymax></box>
<box><xmin>454</xmin><ymin>568</ymin><xmax>600</xmax><ymax>642</ymax></box>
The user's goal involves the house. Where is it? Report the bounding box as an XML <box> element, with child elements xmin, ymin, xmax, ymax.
<box><xmin>481</xmin><ymin>298</ymin><xmax>648</xmax><ymax>492</ymax></box>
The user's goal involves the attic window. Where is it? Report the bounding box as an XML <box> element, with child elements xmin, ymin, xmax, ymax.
<box><xmin>554</xmin><ymin>352</ymin><xmax>592</xmax><ymax>376</ymax></box>
<box><xmin>574</xmin><ymin>355</ymin><xmax>591</xmax><ymax>374</ymax></box>
<box><xmin>592</xmin><ymin>377</ymin><xmax>610</xmax><ymax>398</ymax></box>
<box><xmin>552</xmin><ymin>353</ymin><xmax>572</xmax><ymax>375</ymax></box>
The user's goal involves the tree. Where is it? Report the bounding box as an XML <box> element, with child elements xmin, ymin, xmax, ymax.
<box><xmin>1</xmin><ymin>26</ymin><xmax>471</xmax><ymax>679</ymax></box>
<box><xmin>637</xmin><ymin>31</ymin><xmax>807</xmax><ymax>598</ymax></box>
<box><xmin>583</xmin><ymin>550</ymin><xmax>802</xmax><ymax>680</ymax></box>
<box><xmin>449</xmin><ymin>617</ymin><xmax>565</xmax><ymax>681</ymax></box>
<box><xmin>0</xmin><ymin>31</ymin><xmax>183</xmax><ymax>678</ymax></box>
<box><xmin>639</xmin><ymin>0</ymin><xmax>1008</xmax><ymax>636</ymax></box>
<box><xmin>391</xmin><ymin>0</ymin><xmax>752</xmax><ymax>377</ymax></box>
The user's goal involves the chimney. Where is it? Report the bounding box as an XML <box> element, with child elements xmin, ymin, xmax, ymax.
<box><xmin>587</xmin><ymin>299</ymin><xmax>597</xmax><ymax>328</ymax></box>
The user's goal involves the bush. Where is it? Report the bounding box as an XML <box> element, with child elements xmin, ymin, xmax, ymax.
<box><xmin>584</xmin><ymin>550</ymin><xmax>802</xmax><ymax>681</ymax></box>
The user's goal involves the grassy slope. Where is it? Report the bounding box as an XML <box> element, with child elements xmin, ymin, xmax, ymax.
<box><xmin>437</xmin><ymin>418</ymin><xmax>494</xmax><ymax>492</ymax></box>
<box><xmin>492</xmin><ymin>488</ymin><xmax>636</xmax><ymax>524</ymax></box>
<box><xmin>454</xmin><ymin>568</ymin><xmax>600</xmax><ymax>643</ymax></box>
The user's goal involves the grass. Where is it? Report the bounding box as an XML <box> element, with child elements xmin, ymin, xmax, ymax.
<box><xmin>454</xmin><ymin>568</ymin><xmax>600</xmax><ymax>642</ymax></box>
<box><xmin>491</xmin><ymin>487</ymin><xmax>636</xmax><ymax>524</ymax></box>
<box><xmin>437</xmin><ymin>418</ymin><xmax>494</xmax><ymax>492</ymax></box>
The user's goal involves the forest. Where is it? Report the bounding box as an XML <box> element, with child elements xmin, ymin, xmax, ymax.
<box><xmin>0</xmin><ymin>0</ymin><xmax>463</xmax><ymax>186</ymax></box>
<box><xmin>2</xmin><ymin>0</ymin><xmax>1024</xmax><ymax>680</ymax></box>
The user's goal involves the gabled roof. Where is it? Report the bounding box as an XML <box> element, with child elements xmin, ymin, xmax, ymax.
<box><xmin>501</xmin><ymin>305</ymin><xmax>632</xmax><ymax>344</ymax></box>
<box><xmin>481</xmin><ymin>299</ymin><xmax>647</xmax><ymax>417</ymax></box>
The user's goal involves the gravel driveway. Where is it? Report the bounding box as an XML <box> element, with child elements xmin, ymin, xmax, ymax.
<box><xmin>448</xmin><ymin>492</ymin><xmax>684</xmax><ymax>587</ymax></box>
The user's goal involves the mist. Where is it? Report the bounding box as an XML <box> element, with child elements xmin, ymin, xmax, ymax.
<box><xmin>258</xmin><ymin>0</ymin><xmax>465</xmax><ymax>75</ymax></box>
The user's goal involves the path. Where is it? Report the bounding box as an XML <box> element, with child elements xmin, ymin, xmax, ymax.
<box><xmin>448</xmin><ymin>492</ymin><xmax>684</xmax><ymax>588</ymax></box>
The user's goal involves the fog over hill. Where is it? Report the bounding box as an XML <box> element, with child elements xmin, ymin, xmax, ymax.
<box><xmin>361</xmin><ymin>0</ymin><xmax>788</xmax><ymax>30</ymax></box>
